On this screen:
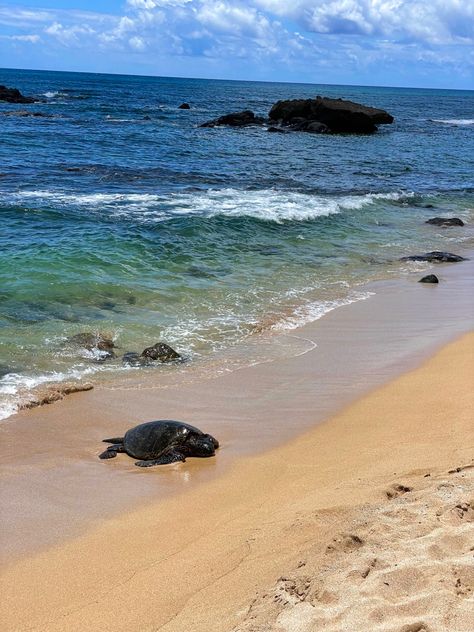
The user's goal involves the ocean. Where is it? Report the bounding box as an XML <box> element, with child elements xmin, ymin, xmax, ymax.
<box><xmin>1</xmin><ymin>68</ymin><xmax>473</xmax><ymax>419</ymax></box>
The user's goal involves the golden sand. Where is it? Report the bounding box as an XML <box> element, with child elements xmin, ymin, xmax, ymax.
<box><xmin>1</xmin><ymin>332</ymin><xmax>473</xmax><ymax>632</ymax></box>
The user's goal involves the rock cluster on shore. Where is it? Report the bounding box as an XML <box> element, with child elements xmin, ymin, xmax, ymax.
<box><xmin>200</xmin><ymin>96</ymin><xmax>394</xmax><ymax>134</ymax></box>
<box><xmin>66</xmin><ymin>331</ymin><xmax>181</xmax><ymax>366</ymax></box>
<box><xmin>123</xmin><ymin>342</ymin><xmax>182</xmax><ymax>366</ymax></box>
<box><xmin>419</xmin><ymin>274</ymin><xmax>439</xmax><ymax>284</ymax></box>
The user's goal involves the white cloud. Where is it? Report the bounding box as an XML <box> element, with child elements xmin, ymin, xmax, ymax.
<box><xmin>0</xmin><ymin>1</ymin><xmax>473</xmax><ymax>85</ymax></box>
<box><xmin>253</xmin><ymin>0</ymin><xmax>474</xmax><ymax>45</ymax></box>
<box><xmin>0</xmin><ymin>33</ymin><xmax>40</xmax><ymax>43</ymax></box>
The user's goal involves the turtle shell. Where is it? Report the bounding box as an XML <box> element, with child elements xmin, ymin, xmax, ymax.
<box><xmin>123</xmin><ymin>420</ymin><xmax>203</xmax><ymax>460</ymax></box>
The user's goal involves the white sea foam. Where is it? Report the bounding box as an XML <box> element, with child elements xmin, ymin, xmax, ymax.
<box><xmin>4</xmin><ymin>188</ymin><xmax>412</xmax><ymax>223</ymax></box>
<box><xmin>43</xmin><ymin>91</ymin><xmax>60</xmax><ymax>98</ymax></box>
<box><xmin>0</xmin><ymin>366</ymin><xmax>96</xmax><ymax>421</ymax></box>
<box><xmin>431</xmin><ymin>119</ymin><xmax>474</xmax><ymax>126</ymax></box>
<box><xmin>270</xmin><ymin>290</ymin><xmax>375</xmax><ymax>331</ymax></box>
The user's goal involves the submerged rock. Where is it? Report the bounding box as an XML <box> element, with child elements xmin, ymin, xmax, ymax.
<box><xmin>401</xmin><ymin>251</ymin><xmax>466</xmax><ymax>263</ymax></box>
<box><xmin>419</xmin><ymin>274</ymin><xmax>439</xmax><ymax>283</ymax></box>
<box><xmin>1</xmin><ymin>110</ymin><xmax>54</xmax><ymax>118</ymax></box>
<box><xmin>141</xmin><ymin>342</ymin><xmax>181</xmax><ymax>362</ymax></box>
<box><xmin>200</xmin><ymin>110</ymin><xmax>267</xmax><ymax>128</ymax></box>
<box><xmin>178</xmin><ymin>102</ymin><xmax>190</xmax><ymax>109</ymax></box>
<box><xmin>269</xmin><ymin>96</ymin><xmax>394</xmax><ymax>134</ymax></box>
<box><xmin>426</xmin><ymin>217</ymin><xmax>464</xmax><ymax>227</ymax></box>
<box><xmin>67</xmin><ymin>332</ymin><xmax>116</xmax><ymax>360</ymax></box>
<box><xmin>122</xmin><ymin>352</ymin><xmax>146</xmax><ymax>366</ymax></box>
<box><xmin>0</xmin><ymin>85</ymin><xmax>36</xmax><ymax>104</ymax></box>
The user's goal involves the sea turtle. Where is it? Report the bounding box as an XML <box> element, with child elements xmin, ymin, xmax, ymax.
<box><xmin>99</xmin><ymin>420</ymin><xmax>219</xmax><ymax>467</ymax></box>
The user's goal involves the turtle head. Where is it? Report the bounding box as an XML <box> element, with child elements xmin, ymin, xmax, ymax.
<box><xmin>187</xmin><ymin>432</ymin><xmax>219</xmax><ymax>457</ymax></box>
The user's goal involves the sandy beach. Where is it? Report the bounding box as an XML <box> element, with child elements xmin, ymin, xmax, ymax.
<box><xmin>1</xmin><ymin>313</ymin><xmax>473</xmax><ymax>631</ymax></box>
<box><xmin>2</xmin><ymin>46</ymin><xmax>474</xmax><ymax>632</ymax></box>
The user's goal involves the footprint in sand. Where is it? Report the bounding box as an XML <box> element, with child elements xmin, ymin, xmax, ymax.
<box><xmin>436</xmin><ymin>500</ymin><xmax>474</xmax><ymax>525</ymax></box>
<box><xmin>399</xmin><ymin>623</ymin><xmax>431</xmax><ymax>632</ymax></box>
<box><xmin>453</xmin><ymin>564</ymin><xmax>474</xmax><ymax>597</ymax></box>
<box><xmin>273</xmin><ymin>576</ymin><xmax>312</xmax><ymax>605</ymax></box>
<box><xmin>325</xmin><ymin>533</ymin><xmax>364</xmax><ymax>553</ymax></box>
<box><xmin>385</xmin><ymin>483</ymin><xmax>413</xmax><ymax>499</ymax></box>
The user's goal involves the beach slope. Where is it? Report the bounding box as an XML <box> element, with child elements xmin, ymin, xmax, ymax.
<box><xmin>1</xmin><ymin>333</ymin><xmax>473</xmax><ymax>632</ymax></box>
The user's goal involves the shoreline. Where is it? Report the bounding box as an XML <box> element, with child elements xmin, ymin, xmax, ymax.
<box><xmin>1</xmin><ymin>255</ymin><xmax>474</xmax><ymax>564</ymax></box>
<box><xmin>1</xmin><ymin>331</ymin><xmax>473</xmax><ymax>631</ymax></box>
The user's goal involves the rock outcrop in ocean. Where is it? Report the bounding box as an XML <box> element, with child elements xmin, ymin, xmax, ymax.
<box><xmin>200</xmin><ymin>97</ymin><xmax>394</xmax><ymax>134</ymax></box>
<box><xmin>200</xmin><ymin>110</ymin><xmax>267</xmax><ymax>128</ymax></box>
<box><xmin>0</xmin><ymin>85</ymin><xmax>36</xmax><ymax>104</ymax></box>
<box><xmin>268</xmin><ymin>96</ymin><xmax>394</xmax><ymax>134</ymax></box>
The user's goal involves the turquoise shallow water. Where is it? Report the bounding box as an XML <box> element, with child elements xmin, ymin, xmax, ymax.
<box><xmin>0</xmin><ymin>68</ymin><xmax>473</xmax><ymax>418</ymax></box>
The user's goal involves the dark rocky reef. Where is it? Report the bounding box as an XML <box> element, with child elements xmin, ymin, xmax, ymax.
<box><xmin>200</xmin><ymin>110</ymin><xmax>267</xmax><ymax>128</ymax></box>
<box><xmin>178</xmin><ymin>102</ymin><xmax>190</xmax><ymax>109</ymax></box>
<box><xmin>401</xmin><ymin>251</ymin><xmax>466</xmax><ymax>263</ymax></box>
<box><xmin>268</xmin><ymin>96</ymin><xmax>394</xmax><ymax>134</ymax></box>
<box><xmin>0</xmin><ymin>85</ymin><xmax>36</xmax><ymax>104</ymax></box>
<box><xmin>426</xmin><ymin>217</ymin><xmax>464</xmax><ymax>227</ymax></box>
<box><xmin>419</xmin><ymin>274</ymin><xmax>439</xmax><ymax>284</ymax></box>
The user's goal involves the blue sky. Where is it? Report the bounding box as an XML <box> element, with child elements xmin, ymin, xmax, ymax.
<box><xmin>1</xmin><ymin>1</ymin><xmax>473</xmax><ymax>88</ymax></box>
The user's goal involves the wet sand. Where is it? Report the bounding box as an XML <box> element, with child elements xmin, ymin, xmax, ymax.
<box><xmin>1</xmin><ymin>330</ymin><xmax>473</xmax><ymax>631</ymax></box>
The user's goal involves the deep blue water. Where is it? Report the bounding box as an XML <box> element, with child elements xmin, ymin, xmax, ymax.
<box><xmin>1</xmin><ymin>68</ymin><xmax>473</xmax><ymax>417</ymax></box>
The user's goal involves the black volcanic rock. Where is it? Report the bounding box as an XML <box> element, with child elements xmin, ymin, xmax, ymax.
<box><xmin>140</xmin><ymin>342</ymin><xmax>181</xmax><ymax>362</ymax></box>
<box><xmin>269</xmin><ymin>96</ymin><xmax>394</xmax><ymax>134</ymax></box>
<box><xmin>419</xmin><ymin>274</ymin><xmax>439</xmax><ymax>283</ymax></box>
<box><xmin>0</xmin><ymin>85</ymin><xmax>36</xmax><ymax>104</ymax></box>
<box><xmin>267</xmin><ymin>126</ymin><xmax>289</xmax><ymax>133</ymax></box>
<box><xmin>178</xmin><ymin>102</ymin><xmax>190</xmax><ymax>109</ymax></box>
<box><xmin>426</xmin><ymin>217</ymin><xmax>464</xmax><ymax>227</ymax></box>
<box><xmin>401</xmin><ymin>251</ymin><xmax>466</xmax><ymax>263</ymax></box>
<box><xmin>200</xmin><ymin>110</ymin><xmax>266</xmax><ymax>128</ymax></box>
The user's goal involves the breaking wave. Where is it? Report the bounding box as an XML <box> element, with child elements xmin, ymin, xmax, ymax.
<box><xmin>3</xmin><ymin>188</ymin><xmax>413</xmax><ymax>224</ymax></box>
<box><xmin>431</xmin><ymin>119</ymin><xmax>474</xmax><ymax>126</ymax></box>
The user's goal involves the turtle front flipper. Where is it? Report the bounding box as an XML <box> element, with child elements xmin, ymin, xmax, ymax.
<box><xmin>135</xmin><ymin>451</ymin><xmax>186</xmax><ymax>467</ymax></box>
<box><xmin>99</xmin><ymin>444</ymin><xmax>125</xmax><ymax>459</ymax></box>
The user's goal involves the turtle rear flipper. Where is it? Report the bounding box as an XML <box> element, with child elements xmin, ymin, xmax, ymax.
<box><xmin>135</xmin><ymin>451</ymin><xmax>186</xmax><ymax>467</ymax></box>
<box><xmin>99</xmin><ymin>444</ymin><xmax>125</xmax><ymax>460</ymax></box>
<box><xmin>102</xmin><ymin>437</ymin><xmax>124</xmax><ymax>444</ymax></box>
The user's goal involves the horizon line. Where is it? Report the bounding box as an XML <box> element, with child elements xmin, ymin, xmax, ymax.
<box><xmin>1</xmin><ymin>65</ymin><xmax>473</xmax><ymax>93</ymax></box>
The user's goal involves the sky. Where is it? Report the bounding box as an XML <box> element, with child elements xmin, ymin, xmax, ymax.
<box><xmin>0</xmin><ymin>1</ymin><xmax>473</xmax><ymax>89</ymax></box>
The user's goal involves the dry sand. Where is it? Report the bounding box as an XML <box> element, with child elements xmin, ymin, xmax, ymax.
<box><xmin>1</xmin><ymin>332</ymin><xmax>473</xmax><ymax>632</ymax></box>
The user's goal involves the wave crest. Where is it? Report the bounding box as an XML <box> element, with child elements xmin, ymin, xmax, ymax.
<box><xmin>2</xmin><ymin>188</ymin><xmax>412</xmax><ymax>223</ymax></box>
